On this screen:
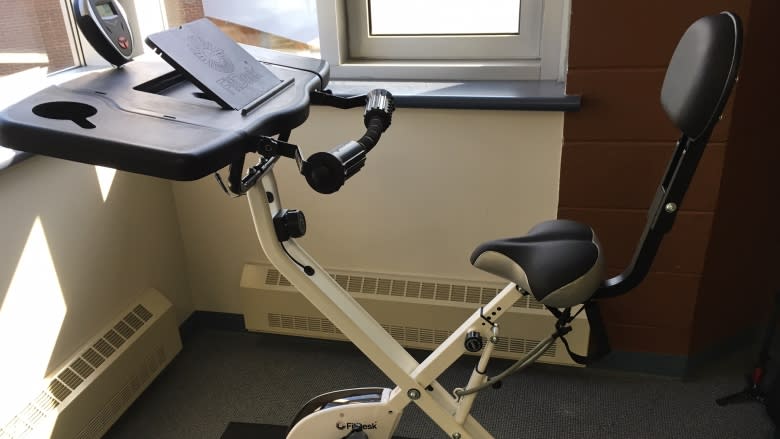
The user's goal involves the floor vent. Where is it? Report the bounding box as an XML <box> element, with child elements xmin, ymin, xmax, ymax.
<box><xmin>242</xmin><ymin>264</ymin><xmax>584</xmax><ymax>366</ymax></box>
<box><xmin>0</xmin><ymin>289</ymin><xmax>182</xmax><ymax>439</ymax></box>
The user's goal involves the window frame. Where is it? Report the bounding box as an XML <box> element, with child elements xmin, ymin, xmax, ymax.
<box><xmin>316</xmin><ymin>0</ymin><xmax>571</xmax><ymax>81</ymax></box>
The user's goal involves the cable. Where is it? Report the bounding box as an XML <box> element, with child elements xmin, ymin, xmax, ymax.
<box><xmin>453</xmin><ymin>334</ymin><xmax>557</xmax><ymax>398</ymax></box>
<box><xmin>280</xmin><ymin>241</ymin><xmax>315</xmax><ymax>276</ymax></box>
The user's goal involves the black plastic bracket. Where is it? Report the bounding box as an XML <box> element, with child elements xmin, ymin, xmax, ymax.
<box><xmin>257</xmin><ymin>136</ymin><xmax>302</xmax><ymax>160</ymax></box>
<box><xmin>310</xmin><ymin>90</ymin><xmax>366</xmax><ymax>109</ymax></box>
<box><xmin>215</xmin><ymin>134</ymin><xmax>307</xmax><ymax>196</ymax></box>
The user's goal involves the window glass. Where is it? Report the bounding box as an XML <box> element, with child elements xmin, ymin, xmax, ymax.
<box><xmin>369</xmin><ymin>0</ymin><xmax>520</xmax><ymax>36</ymax></box>
<box><xmin>0</xmin><ymin>0</ymin><xmax>78</xmax><ymax>79</ymax></box>
<box><xmin>174</xmin><ymin>0</ymin><xmax>320</xmax><ymax>56</ymax></box>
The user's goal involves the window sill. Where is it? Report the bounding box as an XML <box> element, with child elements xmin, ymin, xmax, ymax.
<box><xmin>325</xmin><ymin>80</ymin><xmax>581</xmax><ymax>111</ymax></box>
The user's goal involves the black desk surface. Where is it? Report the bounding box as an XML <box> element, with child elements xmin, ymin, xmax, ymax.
<box><xmin>0</xmin><ymin>46</ymin><xmax>328</xmax><ymax>181</ymax></box>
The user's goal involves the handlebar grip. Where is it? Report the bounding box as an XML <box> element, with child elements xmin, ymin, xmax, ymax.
<box><xmin>364</xmin><ymin>89</ymin><xmax>394</xmax><ymax>132</ymax></box>
<box><xmin>304</xmin><ymin>141</ymin><xmax>366</xmax><ymax>194</ymax></box>
<box><xmin>303</xmin><ymin>90</ymin><xmax>394</xmax><ymax>194</ymax></box>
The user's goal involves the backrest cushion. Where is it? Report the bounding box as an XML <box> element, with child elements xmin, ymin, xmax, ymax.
<box><xmin>661</xmin><ymin>12</ymin><xmax>742</xmax><ymax>139</ymax></box>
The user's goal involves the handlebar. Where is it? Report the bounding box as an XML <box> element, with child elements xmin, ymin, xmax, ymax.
<box><xmin>303</xmin><ymin>89</ymin><xmax>395</xmax><ymax>194</ymax></box>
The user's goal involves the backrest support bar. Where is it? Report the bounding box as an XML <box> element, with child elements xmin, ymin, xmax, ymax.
<box><xmin>595</xmin><ymin>12</ymin><xmax>742</xmax><ymax>299</ymax></box>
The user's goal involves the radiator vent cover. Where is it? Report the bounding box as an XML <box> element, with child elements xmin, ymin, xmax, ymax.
<box><xmin>0</xmin><ymin>289</ymin><xmax>181</xmax><ymax>439</ymax></box>
<box><xmin>267</xmin><ymin>313</ymin><xmax>556</xmax><ymax>357</ymax></box>
<box><xmin>243</xmin><ymin>264</ymin><xmax>585</xmax><ymax>366</ymax></box>
<box><xmin>264</xmin><ymin>268</ymin><xmax>545</xmax><ymax>310</ymax></box>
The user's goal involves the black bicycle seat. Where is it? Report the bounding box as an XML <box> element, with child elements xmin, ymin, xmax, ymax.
<box><xmin>470</xmin><ymin>220</ymin><xmax>604</xmax><ymax>308</ymax></box>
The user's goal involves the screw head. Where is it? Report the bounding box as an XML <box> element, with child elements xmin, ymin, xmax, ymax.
<box><xmin>407</xmin><ymin>388</ymin><xmax>421</xmax><ymax>400</ymax></box>
<box><xmin>665</xmin><ymin>202</ymin><xmax>678</xmax><ymax>213</ymax></box>
<box><xmin>452</xmin><ymin>433</ymin><xmax>462</xmax><ymax>439</ymax></box>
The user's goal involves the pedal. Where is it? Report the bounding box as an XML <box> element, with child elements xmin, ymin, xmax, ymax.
<box><xmin>342</xmin><ymin>423</ymin><xmax>370</xmax><ymax>438</ymax></box>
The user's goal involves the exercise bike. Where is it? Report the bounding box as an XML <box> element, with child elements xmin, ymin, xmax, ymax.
<box><xmin>0</xmin><ymin>6</ymin><xmax>741</xmax><ymax>438</ymax></box>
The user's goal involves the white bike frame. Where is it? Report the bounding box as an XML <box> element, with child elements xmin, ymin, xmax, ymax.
<box><xmin>248</xmin><ymin>165</ymin><xmax>526</xmax><ymax>439</ymax></box>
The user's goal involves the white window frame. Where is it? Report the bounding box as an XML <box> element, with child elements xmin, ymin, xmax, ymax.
<box><xmin>316</xmin><ymin>0</ymin><xmax>571</xmax><ymax>81</ymax></box>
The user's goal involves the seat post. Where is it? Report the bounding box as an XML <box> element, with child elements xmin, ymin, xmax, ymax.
<box><xmin>595</xmin><ymin>133</ymin><xmax>707</xmax><ymax>299</ymax></box>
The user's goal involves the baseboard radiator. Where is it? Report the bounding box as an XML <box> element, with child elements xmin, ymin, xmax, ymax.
<box><xmin>0</xmin><ymin>288</ymin><xmax>182</xmax><ymax>439</ymax></box>
<box><xmin>241</xmin><ymin>263</ymin><xmax>589</xmax><ymax>367</ymax></box>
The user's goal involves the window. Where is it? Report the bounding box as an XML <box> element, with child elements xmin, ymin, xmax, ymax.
<box><xmin>0</xmin><ymin>0</ymin><xmax>80</xmax><ymax>79</ymax></box>
<box><xmin>317</xmin><ymin>0</ymin><xmax>570</xmax><ymax>81</ymax></box>
<box><xmin>0</xmin><ymin>0</ymin><xmax>174</xmax><ymax>113</ymax></box>
<box><xmin>348</xmin><ymin>0</ymin><xmax>541</xmax><ymax>61</ymax></box>
<box><xmin>0</xmin><ymin>0</ymin><xmax>172</xmax><ymax>166</ymax></box>
<box><xmin>199</xmin><ymin>0</ymin><xmax>320</xmax><ymax>56</ymax></box>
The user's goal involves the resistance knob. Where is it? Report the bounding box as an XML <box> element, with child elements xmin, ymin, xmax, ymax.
<box><xmin>273</xmin><ymin>209</ymin><xmax>306</xmax><ymax>241</ymax></box>
<box><xmin>464</xmin><ymin>331</ymin><xmax>484</xmax><ymax>352</ymax></box>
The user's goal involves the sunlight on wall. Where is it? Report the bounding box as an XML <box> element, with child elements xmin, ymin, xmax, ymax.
<box><xmin>0</xmin><ymin>217</ymin><xmax>67</xmax><ymax>424</ymax></box>
<box><xmin>94</xmin><ymin>165</ymin><xmax>117</xmax><ymax>202</ymax></box>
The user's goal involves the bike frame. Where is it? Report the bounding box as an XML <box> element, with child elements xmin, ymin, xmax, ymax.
<box><xmin>247</xmin><ymin>164</ymin><xmax>525</xmax><ymax>439</ymax></box>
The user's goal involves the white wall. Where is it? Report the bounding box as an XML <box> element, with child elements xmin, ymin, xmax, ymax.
<box><xmin>0</xmin><ymin>156</ymin><xmax>191</xmax><ymax>420</ymax></box>
<box><xmin>173</xmin><ymin>107</ymin><xmax>564</xmax><ymax>313</ymax></box>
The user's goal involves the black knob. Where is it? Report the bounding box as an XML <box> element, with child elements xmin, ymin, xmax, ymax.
<box><xmin>464</xmin><ymin>331</ymin><xmax>483</xmax><ymax>352</ymax></box>
<box><xmin>273</xmin><ymin>209</ymin><xmax>306</xmax><ymax>241</ymax></box>
<box><xmin>364</xmin><ymin>89</ymin><xmax>394</xmax><ymax>132</ymax></box>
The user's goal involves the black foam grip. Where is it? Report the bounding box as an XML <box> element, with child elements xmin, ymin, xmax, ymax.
<box><xmin>304</xmin><ymin>141</ymin><xmax>367</xmax><ymax>194</ymax></box>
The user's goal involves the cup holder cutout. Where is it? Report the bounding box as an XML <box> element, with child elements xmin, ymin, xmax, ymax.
<box><xmin>32</xmin><ymin>101</ymin><xmax>97</xmax><ymax>129</ymax></box>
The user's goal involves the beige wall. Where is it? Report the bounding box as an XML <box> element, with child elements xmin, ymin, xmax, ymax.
<box><xmin>173</xmin><ymin>107</ymin><xmax>564</xmax><ymax>314</ymax></box>
<box><xmin>0</xmin><ymin>157</ymin><xmax>192</xmax><ymax>384</ymax></box>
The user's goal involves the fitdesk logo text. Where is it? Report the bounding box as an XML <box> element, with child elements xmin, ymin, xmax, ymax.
<box><xmin>336</xmin><ymin>421</ymin><xmax>378</xmax><ymax>430</ymax></box>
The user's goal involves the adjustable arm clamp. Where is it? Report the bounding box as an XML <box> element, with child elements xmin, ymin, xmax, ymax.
<box><xmin>215</xmin><ymin>89</ymin><xmax>394</xmax><ymax>197</ymax></box>
<box><xmin>214</xmin><ymin>135</ymin><xmax>306</xmax><ymax>197</ymax></box>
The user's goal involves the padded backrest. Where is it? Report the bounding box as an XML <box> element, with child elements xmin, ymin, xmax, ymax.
<box><xmin>661</xmin><ymin>12</ymin><xmax>742</xmax><ymax>140</ymax></box>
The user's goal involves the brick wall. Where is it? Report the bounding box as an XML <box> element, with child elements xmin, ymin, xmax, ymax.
<box><xmin>690</xmin><ymin>0</ymin><xmax>780</xmax><ymax>353</ymax></box>
<box><xmin>34</xmin><ymin>0</ymin><xmax>76</xmax><ymax>72</ymax></box>
<box><xmin>0</xmin><ymin>0</ymin><xmax>207</xmax><ymax>78</ymax></box>
<box><xmin>0</xmin><ymin>0</ymin><xmax>75</xmax><ymax>76</ymax></box>
<box><xmin>560</xmin><ymin>0</ymin><xmax>753</xmax><ymax>356</ymax></box>
<box><xmin>164</xmin><ymin>0</ymin><xmax>204</xmax><ymax>27</ymax></box>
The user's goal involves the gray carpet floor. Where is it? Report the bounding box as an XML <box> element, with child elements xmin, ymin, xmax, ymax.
<box><xmin>104</xmin><ymin>329</ymin><xmax>775</xmax><ymax>438</ymax></box>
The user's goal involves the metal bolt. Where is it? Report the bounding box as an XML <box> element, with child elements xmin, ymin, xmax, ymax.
<box><xmin>452</xmin><ymin>433</ymin><xmax>462</xmax><ymax>439</ymax></box>
<box><xmin>407</xmin><ymin>388</ymin><xmax>421</xmax><ymax>400</ymax></box>
<box><xmin>665</xmin><ymin>202</ymin><xmax>677</xmax><ymax>213</ymax></box>
<box><xmin>490</xmin><ymin>335</ymin><xmax>498</xmax><ymax>343</ymax></box>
